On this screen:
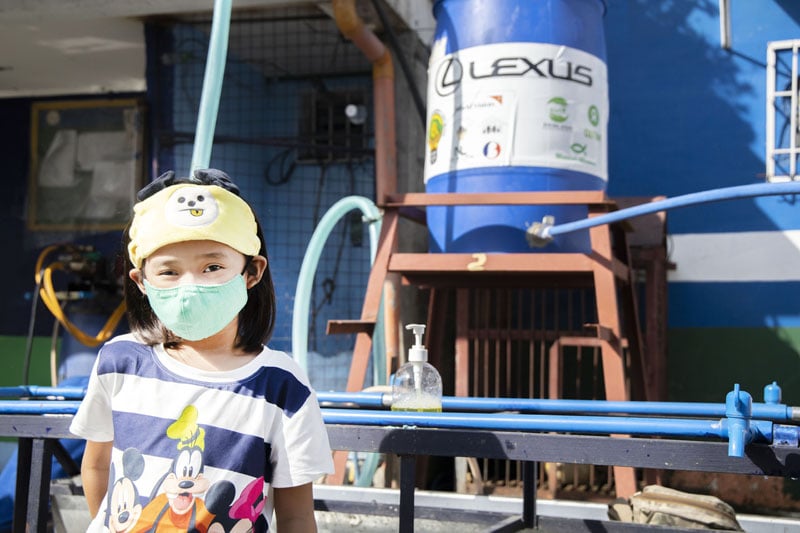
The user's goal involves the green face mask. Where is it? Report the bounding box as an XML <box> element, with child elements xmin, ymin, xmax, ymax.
<box><xmin>143</xmin><ymin>275</ymin><xmax>248</xmax><ymax>341</ymax></box>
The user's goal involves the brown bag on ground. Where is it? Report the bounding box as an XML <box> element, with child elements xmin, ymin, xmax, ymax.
<box><xmin>608</xmin><ymin>485</ymin><xmax>743</xmax><ymax>530</ymax></box>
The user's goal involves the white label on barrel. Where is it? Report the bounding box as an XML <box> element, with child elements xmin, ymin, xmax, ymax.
<box><xmin>424</xmin><ymin>41</ymin><xmax>608</xmax><ymax>183</ymax></box>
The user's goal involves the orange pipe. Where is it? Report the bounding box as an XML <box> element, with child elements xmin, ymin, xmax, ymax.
<box><xmin>329</xmin><ymin>0</ymin><xmax>400</xmax><ymax>487</ymax></box>
<box><xmin>332</xmin><ymin>0</ymin><xmax>397</xmax><ymax>204</ymax></box>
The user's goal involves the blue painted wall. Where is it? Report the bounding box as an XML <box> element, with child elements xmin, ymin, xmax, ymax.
<box><xmin>605</xmin><ymin>0</ymin><xmax>799</xmax><ymax>240</ymax></box>
<box><xmin>603</xmin><ymin>0</ymin><xmax>800</xmax><ymax>401</ymax></box>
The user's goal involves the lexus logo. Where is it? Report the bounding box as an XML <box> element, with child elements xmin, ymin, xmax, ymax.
<box><xmin>434</xmin><ymin>57</ymin><xmax>463</xmax><ymax>97</ymax></box>
<box><xmin>434</xmin><ymin>53</ymin><xmax>594</xmax><ymax>97</ymax></box>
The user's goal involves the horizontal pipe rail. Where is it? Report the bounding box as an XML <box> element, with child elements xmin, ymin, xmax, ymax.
<box><xmin>0</xmin><ymin>400</ymin><xmax>786</xmax><ymax>444</ymax></box>
<box><xmin>0</xmin><ymin>401</ymin><xmax>82</xmax><ymax>415</ymax></box>
<box><xmin>0</xmin><ymin>386</ymin><xmax>86</xmax><ymax>400</ymax></box>
<box><xmin>2</xmin><ymin>389</ymin><xmax>797</xmax><ymax>422</ymax></box>
<box><xmin>319</xmin><ymin>408</ymin><xmax>776</xmax><ymax>443</ymax></box>
<box><xmin>0</xmin><ymin>385</ymin><xmax>800</xmax><ymax>422</ymax></box>
<box><xmin>317</xmin><ymin>391</ymin><xmax>798</xmax><ymax>422</ymax></box>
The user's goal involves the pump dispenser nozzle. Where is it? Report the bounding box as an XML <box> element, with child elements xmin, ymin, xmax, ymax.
<box><xmin>406</xmin><ymin>323</ymin><xmax>428</xmax><ymax>362</ymax></box>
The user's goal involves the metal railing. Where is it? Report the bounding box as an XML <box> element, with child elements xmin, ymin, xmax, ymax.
<box><xmin>3</xmin><ymin>385</ymin><xmax>800</xmax><ymax>532</ymax></box>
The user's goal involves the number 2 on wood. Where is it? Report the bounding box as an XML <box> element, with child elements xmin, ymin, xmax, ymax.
<box><xmin>467</xmin><ymin>253</ymin><xmax>486</xmax><ymax>271</ymax></box>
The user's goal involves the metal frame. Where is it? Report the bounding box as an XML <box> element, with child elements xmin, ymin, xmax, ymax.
<box><xmin>766</xmin><ymin>39</ymin><xmax>800</xmax><ymax>182</ymax></box>
<box><xmin>3</xmin><ymin>414</ymin><xmax>799</xmax><ymax>533</ymax></box>
<box><xmin>327</xmin><ymin>191</ymin><xmax>648</xmax><ymax>495</ymax></box>
<box><xmin>1</xmin><ymin>415</ymin><xmax>75</xmax><ymax>533</ymax></box>
<box><xmin>324</xmin><ymin>424</ymin><xmax>799</xmax><ymax>532</ymax></box>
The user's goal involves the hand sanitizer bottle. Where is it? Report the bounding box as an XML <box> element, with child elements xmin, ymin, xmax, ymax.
<box><xmin>391</xmin><ymin>324</ymin><xmax>443</xmax><ymax>412</ymax></box>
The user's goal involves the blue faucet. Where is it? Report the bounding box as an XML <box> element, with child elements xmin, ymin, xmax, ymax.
<box><xmin>725</xmin><ymin>384</ymin><xmax>753</xmax><ymax>457</ymax></box>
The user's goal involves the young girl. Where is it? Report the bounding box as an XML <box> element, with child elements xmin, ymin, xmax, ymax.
<box><xmin>70</xmin><ymin>169</ymin><xmax>333</xmax><ymax>532</ymax></box>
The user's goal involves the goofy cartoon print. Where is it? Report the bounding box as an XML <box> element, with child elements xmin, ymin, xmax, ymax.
<box><xmin>133</xmin><ymin>405</ymin><xmax>215</xmax><ymax>532</ymax></box>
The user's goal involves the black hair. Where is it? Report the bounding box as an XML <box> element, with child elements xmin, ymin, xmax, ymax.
<box><xmin>122</xmin><ymin>170</ymin><xmax>276</xmax><ymax>353</ymax></box>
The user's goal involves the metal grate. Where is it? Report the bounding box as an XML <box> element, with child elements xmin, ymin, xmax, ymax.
<box><xmin>460</xmin><ymin>287</ymin><xmax>635</xmax><ymax>499</ymax></box>
<box><xmin>299</xmin><ymin>88</ymin><xmax>369</xmax><ymax>163</ymax></box>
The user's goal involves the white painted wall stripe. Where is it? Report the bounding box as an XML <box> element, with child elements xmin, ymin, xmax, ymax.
<box><xmin>668</xmin><ymin>230</ymin><xmax>800</xmax><ymax>282</ymax></box>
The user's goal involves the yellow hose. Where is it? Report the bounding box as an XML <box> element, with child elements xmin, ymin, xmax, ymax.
<box><xmin>34</xmin><ymin>244</ymin><xmax>60</xmax><ymax>285</ymax></box>
<box><xmin>37</xmin><ymin>259</ymin><xmax>126</xmax><ymax>348</ymax></box>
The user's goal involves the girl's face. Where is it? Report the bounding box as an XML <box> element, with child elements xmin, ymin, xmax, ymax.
<box><xmin>130</xmin><ymin>239</ymin><xmax>265</xmax><ymax>291</ymax></box>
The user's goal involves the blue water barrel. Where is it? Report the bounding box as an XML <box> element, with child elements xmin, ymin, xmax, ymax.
<box><xmin>425</xmin><ymin>0</ymin><xmax>608</xmax><ymax>253</ymax></box>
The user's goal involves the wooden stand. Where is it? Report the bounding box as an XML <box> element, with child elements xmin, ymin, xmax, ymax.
<box><xmin>326</xmin><ymin>191</ymin><xmax>651</xmax><ymax>498</ymax></box>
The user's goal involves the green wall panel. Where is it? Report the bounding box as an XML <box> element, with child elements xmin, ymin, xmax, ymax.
<box><xmin>0</xmin><ymin>335</ymin><xmax>58</xmax><ymax>387</ymax></box>
<box><xmin>668</xmin><ymin>328</ymin><xmax>800</xmax><ymax>405</ymax></box>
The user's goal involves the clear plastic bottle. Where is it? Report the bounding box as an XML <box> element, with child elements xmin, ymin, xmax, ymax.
<box><xmin>391</xmin><ymin>324</ymin><xmax>443</xmax><ymax>412</ymax></box>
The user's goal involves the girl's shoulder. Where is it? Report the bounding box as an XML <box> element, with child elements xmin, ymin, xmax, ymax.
<box><xmin>104</xmin><ymin>332</ymin><xmax>143</xmax><ymax>345</ymax></box>
<box><xmin>95</xmin><ymin>333</ymin><xmax>155</xmax><ymax>375</ymax></box>
<box><xmin>247</xmin><ymin>347</ymin><xmax>317</xmax><ymax>412</ymax></box>
<box><xmin>98</xmin><ymin>333</ymin><xmax>151</xmax><ymax>356</ymax></box>
<box><xmin>256</xmin><ymin>346</ymin><xmax>310</xmax><ymax>382</ymax></box>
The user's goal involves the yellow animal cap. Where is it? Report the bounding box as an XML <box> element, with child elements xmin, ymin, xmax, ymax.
<box><xmin>128</xmin><ymin>183</ymin><xmax>260</xmax><ymax>268</ymax></box>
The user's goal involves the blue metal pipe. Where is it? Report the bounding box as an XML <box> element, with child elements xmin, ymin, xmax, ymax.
<box><xmin>316</xmin><ymin>392</ymin><xmax>796</xmax><ymax>421</ymax></box>
<box><xmin>531</xmin><ymin>181</ymin><xmax>800</xmax><ymax>242</ymax></box>
<box><xmin>320</xmin><ymin>408</ymin><xmax>775</xmax><ymax>444</ymax></box>
<box><xmin>3</xmin><ymin>388</ymin><xmax>795</xmax><ymax>422</ymax></box>
<box><xmin>0</xmin><ymin>401</ymin><xmax>82</xmax><ymax>415</ymax></box>
<box><xmin>0</xmin><ymin>399</ymin><xmax>775</xmax><ymax>442</ymax></box>
<box><xmin>0</xmin><ymin>386</ymin><xmax>86</xmax><ymax>400</ymax></box>
<box><xmin>318</xmin><ymin>391</ymin><xmax>386</xmax><ymax>408</ymax></box>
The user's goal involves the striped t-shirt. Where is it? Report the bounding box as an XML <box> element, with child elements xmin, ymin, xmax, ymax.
<box><xmin>70</xmin><ymin>333</ymin><xmax>333</xmax><ymax>532</ymax></box>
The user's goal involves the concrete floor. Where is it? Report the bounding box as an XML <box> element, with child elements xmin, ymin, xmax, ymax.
<box><xmin>47</xmin><ymin>482</ymin><xmax>800</xmax><ymax>533</ymax></box>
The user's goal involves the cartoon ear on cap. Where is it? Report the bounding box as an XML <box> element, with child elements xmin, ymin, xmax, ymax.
<box><xmin>137</xmin><ymin>170</ymin><xmax>177</xmax><ymax>201</ymax></box>
<box><xmin>137</xmin><ymin>169</ymin><xmax>241</xmax><ymax>202</ymax></box>
<box><xmin>192</xmin><ymin>169</ymin><xmax>241</xmax><ymax>196</ymax></box>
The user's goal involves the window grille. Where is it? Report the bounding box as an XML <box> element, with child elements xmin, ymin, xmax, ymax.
<box><xmin>766</xmin><ymin>40</ymin><xmax>800</xmax><ymax>182</ymax></box>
